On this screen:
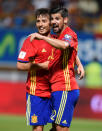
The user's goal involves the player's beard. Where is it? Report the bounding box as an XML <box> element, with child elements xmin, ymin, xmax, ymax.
<box><xmin>52</xmin><ymin>24</ymin><xmax>64</xmax><ymax>34</ymax></box>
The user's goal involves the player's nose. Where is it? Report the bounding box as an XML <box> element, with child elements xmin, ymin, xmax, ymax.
<box><xmin>39</xmin><ymin>21</ymin><xmax>44</xmax><ymax>27</ymax></box>
<box><xmin>51</xmin><ymin>19</ymin><xmax>56</xmax><ymax>24</ymax></box>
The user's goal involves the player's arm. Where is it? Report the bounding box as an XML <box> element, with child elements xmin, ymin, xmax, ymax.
<box><xmin>17</xmin><ymin>62</ymin><xmax>32</xmax><ymax>71</ymax></box>
<box><xmin>33</xmin><ymin>61</ymin><xmax>49</xmax><ymax>70</ymax></box>
<box><xmin>30</xmin><ymin>33</ymin><xmax>69</xmax><ymax>49</ymax></box>
<box><xmin>75</xmin><ymin>56</ymin><xmax>85</xmax><ymax>80</ymax></box>
<box><xmin>17</xmin><ymin>36</ymin><xmax>48</xmax><ymax>71</ymax></box>
<box><xmin>17</xmin><ymin>61</ymin><xmax>49</xmax><ymax>71</ymax></box>
<box><xmin>43</xmin><ymin>36</ymin><xmax>69</xmax><ymax>49</ymax></box>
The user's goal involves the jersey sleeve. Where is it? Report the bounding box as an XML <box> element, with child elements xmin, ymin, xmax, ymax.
<box><xmin>17</xmin><ymin>37</ymin><xmax>37</xmax><ymax>63</ymax></box>
<box><xmin>62</xmin><ymin>33</ymin><xmax>78</xmax><ymax>50</ymax></box>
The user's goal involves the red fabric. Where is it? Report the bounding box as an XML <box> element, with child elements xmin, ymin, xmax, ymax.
<box><xmin>59</xmin><ymin>27</ymin><xmax>78</xmax><ymax>49</ymax></box>
<box><xmin>17</xmin><ymin>37</ymin><xmax>54</xmax><ymax>98</ymax></box>
<box><xmin>17</xmin><ymin>37</ymin><xmax>37</xmax><ymax>62</ymax></box>
<box><xmin>49</xmin><ymin>27</ymin><xmax>79</xmax><ymax>92</ymax></box>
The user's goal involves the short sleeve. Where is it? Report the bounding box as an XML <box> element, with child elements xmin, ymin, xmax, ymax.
<box><xmin>17</xmin><ymin>37</ymin><xmax>36</xmax><ymax>63</ymax></box>
<box><xmin>62</xmin><ymin>33</ymin><xmax>78</xmax><ymax>50</ymax></box>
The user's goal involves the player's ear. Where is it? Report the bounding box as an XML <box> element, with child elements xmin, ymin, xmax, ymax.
<box><xmin>64</xmin><ymin>17</ymin><xmax>68</xmax><ymax>25</ymax></box>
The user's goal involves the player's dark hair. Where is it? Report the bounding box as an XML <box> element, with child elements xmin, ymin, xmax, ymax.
<box><xmin>35</xmin><ymin>8</ymin><xmax>50</xmax><ymax>18</ymax></box>
<box><xmin>50</xmin><ymin>7</ymin><xmax>68</xmax><ymax>18</ymax></box>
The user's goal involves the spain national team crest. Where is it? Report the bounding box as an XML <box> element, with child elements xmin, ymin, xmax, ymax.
<box><xmin>31</xmin><ymin>114</ymin><xmax>38</xmax><ymax>123</ymax></box>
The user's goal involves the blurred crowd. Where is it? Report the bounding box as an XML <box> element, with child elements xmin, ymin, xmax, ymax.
<box><xmin>0</xmin><ymin>0</ymin><xmax>102</xmax><ymax>33</ymax></box>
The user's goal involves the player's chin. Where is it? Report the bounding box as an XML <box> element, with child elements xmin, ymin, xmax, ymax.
<box><xmin>39</xmin><ymin>30</ymin><xmax>46</xmax><ymax>35</ymax></box>
<box><xmin>40</xmin><ymin>32</ymin><xmax>48</xmax><ymax>36</ymax></box>
<box><xmin>53</xmin><ymin>28</ymin><xmax>59</xmax><ymax>33</ymax></box>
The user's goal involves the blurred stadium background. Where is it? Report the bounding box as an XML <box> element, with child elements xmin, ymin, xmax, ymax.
<box><xmin>0</xmin><ymin>0</ymin><xmax>102</xmax><ymax>131</ymax></box>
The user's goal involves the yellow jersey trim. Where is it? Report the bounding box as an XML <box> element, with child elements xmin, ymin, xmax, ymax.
<box><xmin>63</xmin><ymin>49</ymin><xmax>71</xmax><ymax>91</ymax></box>
<box><xmin>30</xmin><ymin>70</ymin><xmax>36</xmax><ymax>95</ymax></box>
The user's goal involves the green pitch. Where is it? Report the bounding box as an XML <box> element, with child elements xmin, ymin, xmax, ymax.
<box><xmin>0</xmin><ymin>114</ymin><xmax>102</xmax><ymax>131</ymax></box>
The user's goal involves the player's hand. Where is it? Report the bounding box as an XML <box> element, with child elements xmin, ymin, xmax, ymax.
<box><xmin>30</xmin><ymin>61</ymin><xmax>49</xmax><ymax>70</ymax></box>
<box><xmin>39</xmin><ymin>61</ymin><xmax>49</xmax><ymax>70</ymax></box>
<box><xmin>77</xmin><ymin>64</ymin><xmax>85</xmax><ymax>80</ymax></box>
<box><xmin>30</xmin><ymin>33</ymin><xmax>43</xmax><ymax>42</ymax></box>
<box><xmin>34</xmin><ymin>61</ymin><xmax>49</xmax><ymax>70</ymax></box>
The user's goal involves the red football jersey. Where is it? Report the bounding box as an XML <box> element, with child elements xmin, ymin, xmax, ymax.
<box><xmin>18</xmin><ymin>37</ymin><xmax>54</xmax><ymax>98</ymax></box>
<box><xmin>49</xmin><ymin>27</ymin><xmax>79</xmax><ymax>92</ymax></box>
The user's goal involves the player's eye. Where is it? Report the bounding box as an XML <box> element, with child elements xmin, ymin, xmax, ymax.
<box><xmin>42</xmin><ymin>20</ymin><xmax>46</xmax><ymax>23</ymax></box>
<box><xmin>51</xmin><ymin>17</ymin><xmax>53</xmax><ymax>20</ymax></box>
<box><xmin>36</xmin><ymin>20</ymin><xmax>40</xmax><ymax>23</ymax></box>
<box><xmin>55</xmin><ymin>17</ymin><xmax>59</xmax><ymax>20</ymax></box>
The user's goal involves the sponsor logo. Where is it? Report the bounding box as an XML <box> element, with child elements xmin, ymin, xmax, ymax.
<box><xmin>90</xmin><ymin>95</ymin><xmax>102</xmax><ymax>113</ymax></box>
<box><xmin>64</xmin><ymin>34</ymin><xmax>72</xmax><ymax>39</ymax></box>
<box><xmin>0</xmin><ymin>34</ymin><xmax>16</xmax><ymax>58</ymax></box>
<box><xmin>42</xmin><ymin>48</ymin><xmax>47</xmax><ymax>52</ymax></box>
<box><xmin>63</xmin><ymin>34</ymin><xmax>72</xmax><ymax>41</ymax></box>
<box><xmin>62</xmin><ymin>120</ymin><xmax>67</xmax><ymax>124</ymax></box>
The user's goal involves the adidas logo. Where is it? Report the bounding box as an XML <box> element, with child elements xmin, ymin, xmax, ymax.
<box><xmin>62</xmin><ymin>120</ymin><xmax>67</xmax><ymax>124</ymax></box>
<box><xmin>42</xmin><ymin>48</ymin><xmax>47</xmax><ymax>52</ymax></box>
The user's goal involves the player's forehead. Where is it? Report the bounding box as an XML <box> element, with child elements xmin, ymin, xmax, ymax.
<box><xmin>36</xmin><ymin>14</ymin><xmax>50</xmax><ymax>20</ymax></box>
<box><xmin>51</xmin><ymin>13</ymin><xmax>62</xmax><ymax>19</ymax></box>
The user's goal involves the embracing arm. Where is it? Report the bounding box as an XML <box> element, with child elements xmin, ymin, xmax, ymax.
<box><xmin>30</xmin><ymin>33</ymin><xmax>70</xmax><ymax>50</ymax></box>
<box><xmin>42</xmin><ymin>36</ymin><xmax>69</xmax><ymax>49</ymax></box>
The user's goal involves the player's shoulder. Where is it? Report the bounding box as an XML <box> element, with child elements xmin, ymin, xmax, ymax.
<box><xmin>24</xmin><ymin>35</ymin><xmax>38</xmax><ymax>45</ymax></box>
<box><xmin>23</xmin><ymin>36</ymin><xmax>31</xmax><ymax>44</ymax></box>
<box><xmin>66</xmin><ymin>27</ymin><xmax>77</xmax><ymax>36</ymax></box>
<box><xmin>21</xmin><ymin>36</ymin><xmax>34</xmax><ymax>49</ymax></box>
<box><xmin>27</xmin><ymin>35</ymin><xmax>42</xmax><ymax>43</ymax></box>
<box><xmin>65</xmin><ymin>27</ymin><xmax>78</xmax><ymax>40</ymax></box>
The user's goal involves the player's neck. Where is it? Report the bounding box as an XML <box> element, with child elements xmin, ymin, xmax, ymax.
<box><xmin>61</xmin><ymin>25</ymin><xmax>67</xmax><ymax>34</ymax></box>
<box><xmin>57</xmin><ymin>25</ymin><xmax>68</xmax><ymax>37</ymax></box>
<box><xmin>42</xmin><ymin>31</ymin><xmax>50</xmax><ymax>37</ymax></box>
